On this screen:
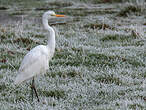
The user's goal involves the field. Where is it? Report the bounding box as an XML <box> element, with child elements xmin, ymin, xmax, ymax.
<box><xmin>0</xmin><ymin>0</ymin><xmax>146</xmax><ymax>109</ymax></box>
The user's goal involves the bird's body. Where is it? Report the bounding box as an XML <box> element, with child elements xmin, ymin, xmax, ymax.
<box><xmin>15</xmin><ymin>45</ymin><xmax>52</xmax><ymax>84</ymax></box>
<box><xmin>14</xmin><ymin>11</ymin><xmax>65</xmax><ymax>102</ymax></box>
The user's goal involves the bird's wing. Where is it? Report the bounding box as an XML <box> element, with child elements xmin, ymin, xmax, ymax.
<box><xmin>19</xmin><ymin>50</ymin><xmax>42</xmax><ymax>72</ymax></box>
<box><xmin>15</xmin><ymin>46</ymin><xmax>49</xmax><ymax>84</ymax></box>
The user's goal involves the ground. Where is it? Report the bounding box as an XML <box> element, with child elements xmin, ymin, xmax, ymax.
<box><xmin>0</xmin><ymin>0</ymin><xmax>146</xmax><ymax>109</ymax></box>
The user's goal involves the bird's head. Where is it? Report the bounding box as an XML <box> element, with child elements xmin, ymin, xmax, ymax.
<box><xmin>42</xmin><ymin>10</ymin><xmax>65</xmax><ymax>20</ymax></box>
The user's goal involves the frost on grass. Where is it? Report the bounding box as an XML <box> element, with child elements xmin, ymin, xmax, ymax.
<box><xmin>0</xmin><ymin>0</ymin><xmax>146</xmax><ymax>110</ymax></box>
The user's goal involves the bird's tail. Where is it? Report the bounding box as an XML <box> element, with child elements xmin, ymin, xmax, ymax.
<box><xmin>14</xmin><ymin>73</ymin><xmax>25</xmax><ymax>85</ymax></box>
<box><xmin>14</xmin><ymin>71</ymin><xmax>35</xmax><ymax>85</ymax></box>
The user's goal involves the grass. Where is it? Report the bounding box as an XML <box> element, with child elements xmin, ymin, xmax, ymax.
<box><xmin>0</xmin><ymin>0</ymin><xmax>146</xmax><ymax>110</ymax></box>
<box><xmin>117</xmin><ymin>4</ymin><xmax>144</xmax><ymax>17</ymax></box>
<box><xmin>40</xmin><ymin>89</ymin><xmax>66</xmax><ymax>99</ymax></box>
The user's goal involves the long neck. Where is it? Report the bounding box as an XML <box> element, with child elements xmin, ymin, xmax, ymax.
<box><xmin>43</xmin><ymin>18</ymin><xmax>55</xmax><ymax>51</ymax></box>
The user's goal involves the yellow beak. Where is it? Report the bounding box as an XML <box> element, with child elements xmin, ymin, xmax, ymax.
<box><xmin>55</xmin><ymin>14</ymin><xmax>65</xmax><ymax>17</ymax></box>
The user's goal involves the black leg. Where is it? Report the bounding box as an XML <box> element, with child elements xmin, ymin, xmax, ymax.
<box><xmin>32</xmin><ymin>77</ymin><xmax>40</xmax><ymax>102</ymax></box>
<box><xmin>31</xmin><ymin>78</ymin><xmax>34</xmax><ymax>102</ymax></box>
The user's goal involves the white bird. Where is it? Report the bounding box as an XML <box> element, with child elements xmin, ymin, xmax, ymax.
<box><xmin>14</xmin><ymin>11</ymin><xmax>65</xmax><ymax>102</ymax></box>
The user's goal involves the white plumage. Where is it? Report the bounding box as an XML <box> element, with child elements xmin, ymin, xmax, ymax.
<box><xmin>15</xmin><ymin>45</ymin><xmax>50</xmax><ymax>84</ymax></box>
<box><xmin>14</xmin><ymin>11</ymin><xmax>65</xmax><ymax>101</ymax></box>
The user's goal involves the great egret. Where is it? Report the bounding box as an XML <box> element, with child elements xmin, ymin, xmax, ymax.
<box><xmin>14</xmin><ymin>11</ymin><xmax>65</xmax><ymax>102</ymax></box>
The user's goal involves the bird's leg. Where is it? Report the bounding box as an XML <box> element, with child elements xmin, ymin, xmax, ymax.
<box><xmin>32</xmin><ymin>77</ymin><xmax>40</xmax><ymax>102</ymax></box>
<box><xmin>31</xmin><ymin>77</ymin><xmax>34</xmax><ymax>102</ymax></box>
